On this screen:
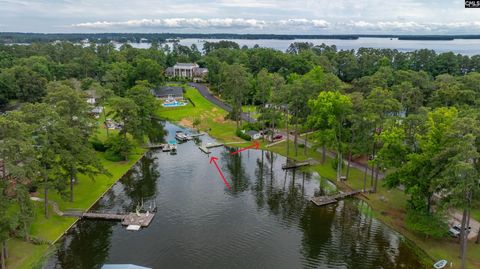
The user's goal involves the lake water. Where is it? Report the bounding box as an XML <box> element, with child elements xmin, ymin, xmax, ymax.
<box><xmin>44</xmin><ymin>122</ymin><xmax>425</xmax><ymax>269</ymax></box>
<box><xmin>121</xmin><ymin>37</ymin><xmax>480</xmax><ymax>55</ymax></box>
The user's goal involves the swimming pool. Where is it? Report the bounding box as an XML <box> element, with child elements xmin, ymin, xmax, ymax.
<box><xmin>162</xmin><ymin>101</ymin><xmax>187</xmax><ymax>107</ymax></box>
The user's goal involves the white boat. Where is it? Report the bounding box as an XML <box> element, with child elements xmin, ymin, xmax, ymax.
<box><xmin>126</xmin><ymin>225</ymin><xmax>141</xmax><ymax>231</ymax></box>
<box><xmin>168</xmin><ymin>140</ymin><xmax>177</xmax><ymax>154</ymax></box>
<box><xmin>175</xmin><ymin>131</ymin><xmax>188</xmax><ymax>141</ymax></box>
<box><xmin>433</xmin><ymin>260</ymin><xmax>448</xmax><ymax>269</ymax></box>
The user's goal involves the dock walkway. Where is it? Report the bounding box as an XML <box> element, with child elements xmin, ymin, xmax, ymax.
<box><xmin>310</xmin><ymin>190</ymin><xmax>366</xmax><ymax>206</ymax></box>
<box><xmin>282</xmin><ymin>160</ymin><xmax>312</xmax><ymax>170</ymax></box>
<box><xmin>30</xmin><ymin>197</ymin><xmax>155</xmax><ymax>228</ymax></box>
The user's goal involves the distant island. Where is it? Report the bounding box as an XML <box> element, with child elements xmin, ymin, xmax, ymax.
<box><xmin>1</xmin><ymin>32</ymin><xmax>480</xmax><ymax>44</ymax></box>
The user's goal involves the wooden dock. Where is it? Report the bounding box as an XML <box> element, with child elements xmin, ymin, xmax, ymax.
<box><xmin>146</xmin><ymin>144</ymin><xmax>166</xmax><ymax>149</ymax></box>
<box><xmin>282</xmin><ymin>160</ymin><xmax>311</xmax><ymax>170</ymax></box>
<box><xmin>199</xmin><ymin>146</ymin><xmax>211</xmax><ymax>154</ymax></box>
<box><xmin>122</xmin><ymin>212</ymin><xmax>155</xmax><ymax>226</ymax></box>
<box><xmin>311</xmin><ymin>190</ymin><xmax>365</xmax><ymax>206</ymax></box>
<box><xmin>63</xmin><ymin>211</ymin><xmax>155</xmax><ymax>227</ymax></box>
<box><xmin>198</xmin><ymin>142</ymin><xmax>224</xmax><ymax>154</ymax></box>
<box><xmin>189</xmin><ymin>133</ymin><xmax>206</xmax><ymax>138</ymax></box>
<box><xmin>205</xmin><ymin>143</ymin><xmax>224</xmax><ymax>148</ymax></box>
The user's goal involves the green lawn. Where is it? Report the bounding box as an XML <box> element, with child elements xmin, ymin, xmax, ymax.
<box><xmin>242</xmin><ymin>105</ymin><xmax>260</xmax><ymax>120</ymax></box>
<box><xmin>156</xmin><ymin>85</ymin><xmax>242</xmax><ymax>143</ymax></box>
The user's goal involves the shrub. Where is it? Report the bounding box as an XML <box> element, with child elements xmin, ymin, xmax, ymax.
<box><xmin>405</xmin><ymin>209</ymin><xmax>448</xmax><ymax>238</ymax></box>
<box><xmin>104</xmin><ymin>135</ymin><xmax>133</xmax><ymax>161</ymax></box>
<box><xmin>236</xmin><ymin>129</ymin><xmax>251</xmax><ymax>141</ymax></box>
<box><xmin>91</xmin><ymin>138</ymin><xmax>108</xmax><ymax>152</ymax></box>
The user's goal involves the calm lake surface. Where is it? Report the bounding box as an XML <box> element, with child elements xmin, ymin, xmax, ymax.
<box><xmin>45</xmin><ymin>122</ymin><xmax>425</xmax><ymax>269</ymax></box>
<box><xmin>122</xmin><ymin>37</ymin><xmax>480</xmax><ymax>55</ymax></box>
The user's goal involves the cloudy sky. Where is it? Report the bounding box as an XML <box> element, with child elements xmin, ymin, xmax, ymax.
<box><xmin>1</xmin><ymin>0</ymin><xmax>480</xmax><ymax>34</ymax></box>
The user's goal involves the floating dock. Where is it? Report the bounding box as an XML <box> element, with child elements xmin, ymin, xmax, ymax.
<box><xmin>310</xmin><ymin>190</ymin><xmax>365</xmax><ymax>206</ymax></box>
<box><xmin>282</xmin><ymin>161</ymin><xmax>311</xmax><ymax>170</ymax></box>
<box><xmin>121</xmin><ymin>212</ymin><xmax>155</xmax><ymax>227</ymax></box>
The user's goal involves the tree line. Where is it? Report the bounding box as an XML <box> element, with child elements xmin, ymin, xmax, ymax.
<box><xmin>1</xmin><ymin>40</ymin><xmax>480</xmax><ymax>268</ymax></box>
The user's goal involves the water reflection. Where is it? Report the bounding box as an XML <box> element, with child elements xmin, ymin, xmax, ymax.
<box><xmin>46</xmin><ymin>122</ymin><xmax>425</xmax><ymax>269</ymax></box>
<box><xmin>121</xmin><ymin>152</ymin><xmax>159</xmax><ymax>208</ymax></box>
<box><xmin>52</xmin><ymin>221</ymin><xmax>114</xmax><ymax>269</ymax></box>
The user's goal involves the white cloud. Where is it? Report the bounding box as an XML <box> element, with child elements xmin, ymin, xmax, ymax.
<box><xmin>2</xmin><ymin>0</ymin><xmax>480</xmax><ymax>33</ymax></box>
<box><xmin>344</xmin><ymin>20</ymin><xmax>480</xmax><ymax>33</ymax></box>
<box><xmin>72</xmin><ymin>18</ymin><xmax>329</xmax><ymax>31</ymax></box>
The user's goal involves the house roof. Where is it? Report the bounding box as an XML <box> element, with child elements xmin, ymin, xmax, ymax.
<box><xmin>193</xmin><ymin>67</ymin><xmax>208</xmax><ymax>75</ymax></box>
<box><xmin>246</xmin><ymin>130</ymin><xmax>259</xmax><ymax>136</ymax></box>
<box><xmin>152</xmin><ymin>86</ymin><xmax>183</xmax><ymax>97</ymax></box>
<box><xmin>102</xmin><ymin>264</ymin><xmax>151</xmax><ymax>269</ymax></box>
<box><xmin>174</xmin><ymin>63</ymin><xmax>198</xmax><ymax>67</ymax></box>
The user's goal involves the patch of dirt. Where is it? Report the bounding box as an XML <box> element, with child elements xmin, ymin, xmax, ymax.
<box><xmin>179</xmin><ymin>118</ymin><xmax>193</xmax><ymax>128</ymax></box>
<box><xmin>353</xmin><ymin>155</ymin><xmax>369</xmax><ymax>165</ymax></box>
<box><xmin>212</xmin><ymin>107</ymin><xmax>218</xmax><ymax>112</ymax></box>
<box><xmin>213</xmin><ymin>116</ymin><xmax>225</xmax><ymax>123</ymax></box>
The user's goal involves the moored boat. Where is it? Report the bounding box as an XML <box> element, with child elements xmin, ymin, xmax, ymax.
<box><xmin>433</xmin><ymin>260</ymin><xmax>447</xmax><ymax>269</ymax></box>
<box><xmin>175</xmin><ymin>131</ymin><xmax>188</xmax><ymax>141</ymax></box>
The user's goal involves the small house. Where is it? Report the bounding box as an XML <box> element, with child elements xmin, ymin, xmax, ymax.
<box><xmin>246</xmin><ymin>130</ymin><xmax>262</xmax><ymax>140</ymax></box>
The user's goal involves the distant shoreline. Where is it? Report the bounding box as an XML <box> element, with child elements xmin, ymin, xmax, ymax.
<box><xmin>2</xmin><ymin>32</ymin><xmax>480</xmax><ymax>43</ymax></box>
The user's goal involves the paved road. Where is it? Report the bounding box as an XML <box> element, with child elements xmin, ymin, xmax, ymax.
<box><xmin>188</xmin><ymin>82</ymin><xmax>256</xmax><ymax>123</ymax></box>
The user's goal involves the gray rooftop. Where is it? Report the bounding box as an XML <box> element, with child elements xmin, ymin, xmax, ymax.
<box><xmin>174</xmin><ymin>63</ymin><xmax>198</xmax><ymax>67</ymax></box>
<box><xmin>152</xmin><ymin>86</ymin><xmax>183</xmax><ymax>97</ymax></box>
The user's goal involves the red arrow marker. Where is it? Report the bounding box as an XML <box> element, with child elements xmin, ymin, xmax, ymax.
<box><xmin>230</xmin><ymin>141</ymin><xmax>260</xmax><ymax>155</ymax></box>
<box><xmin>209</xmin><ymin>156</ymin><xmax>231</xmax><ymax>190</ymax></box>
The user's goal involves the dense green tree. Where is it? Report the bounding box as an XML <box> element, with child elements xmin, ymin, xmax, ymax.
<box><xmin>126</xmin><ymin>80</ymin><xmax>157</xmax><ymax>137</ymax></box>
<box><xmin>308</xmin><ymin>91</ymin><xmax>352</xmax><ymax>179</ymax></box>
<box><xmin>219</xmin><ymin>63</ymin><xmax>252</xmax><ymax>128</ymax></box>
<box><xmin>44</xmin><ymin>82</ymin><xmax>105</xmax><ymax>202</ymax></box>
<box><xmin>133</xmin><ymin>58</ymin><xmax>164</xmax><ymax>85</ymax></box>
<box><xmin>103</xmin><ymin>62</ymin><xmax>134</xmax><ymax>96</ymax></box>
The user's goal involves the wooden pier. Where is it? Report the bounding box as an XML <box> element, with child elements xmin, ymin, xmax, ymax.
<box><xmin>145</xmin><ymin>144</ymin><xmax>166</xmax><ymax>149</ymax></box>
<box><xmin>282</xmin><ymin>160</ymin><xmax>311</xmax><ymax>170</ymax></box>
<box><xmin>63</xmin><ymin>211</ymin><xmax>155</xmax><ymax>227</ymax></box>
<box><xmin>189</xmin><ymin>133</ymin><xmax>206</xmax><ymax>138</ymax></box>
<box><xmin>205</xmin><ymin>142</ymin><xmax>224</xmax><ymax>148</ymax></box>
<box><xmin>311</xmin><ymin>190</ymin><xmax>365</xmax><ymax>206</ymax></box>
<box><xmin>198</xmin><ymin>142</ymin><xmax>224</xmax><ymax>154</ymax></box>
<box><xmin>198</xmin><ymin>146</ymin><xmax>211</xmax><ymax>154</ymax></box>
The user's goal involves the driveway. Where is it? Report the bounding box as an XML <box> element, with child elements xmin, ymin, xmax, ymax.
<box><xmin>188</xmin><ymin>82</ymin><xmax>256</xmax><ymax>123</ymax></box>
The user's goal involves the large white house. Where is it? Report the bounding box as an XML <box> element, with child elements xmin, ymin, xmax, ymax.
<box><xmin>165</xmin><ymin>63</ymin><xmax>208</xmax><ymax>81</ymax></box>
